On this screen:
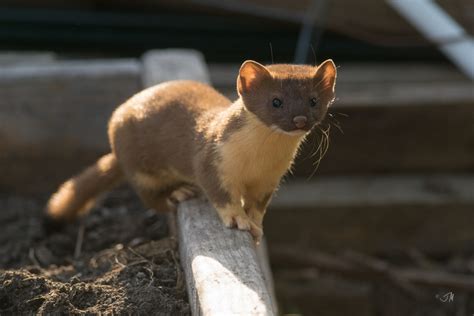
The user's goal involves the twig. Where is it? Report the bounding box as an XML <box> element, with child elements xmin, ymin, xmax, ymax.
<box><xmin>127</xmin><ymin>246</ymin><xmax>151</xmax><ymax>262</ymax></box>
<box><xmin>272</xmin><ymin>246</ymin><xmax>474</xmax><ymax>293</ymax></box>
<box><xmin>167</xmin><ymin>211</ymin><xmax>178</xmax><ymax>240</ymax></box>
<box><xmin>144</xmin><ymin>266</ymin><xmax>155</xmax><ymax>288</ymax></box>
<box><xmin>74</xmin><ymin>224</ymin><xmax>85</xmax><ymax>259</ymax></box>
<box><xmin>343</xmin><ymin>250</ymin><xmax>428</xmax><ymax>300</ymax></box>
<box><xmin>114</xmin><ymin>255</ymin><xmax>126</xmax><ymax>267</ymax></box>
<box><xmin>407</xmin><ymin>248</ymin><xmax>442</xmax><ymax>271</ymax></box>
<box><xmin>28</xmin><ymin>248</ymin><xmax>43</xmax><ymax>269</ymax></box>
<box><xmin>127</xmin><ymin>259</ymin><xmax>150</xmax><ymax>267</ymax></box>
<box><xmin>168</xmin><ymin>248</ymin><xmax>184</xmax><ymax>291</ymax></box>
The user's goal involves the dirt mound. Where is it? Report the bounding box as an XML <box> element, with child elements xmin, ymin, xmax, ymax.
<box><xmin>0</xmin><ymin>187</ymin><xmax>189</xmax><ymax>315</ymax></box>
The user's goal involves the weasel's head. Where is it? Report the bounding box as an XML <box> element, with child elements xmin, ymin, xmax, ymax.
<box><xmin>237</xmin><ymin>60</ymin><xmax>337</xmax><ymax>136</ymax></box>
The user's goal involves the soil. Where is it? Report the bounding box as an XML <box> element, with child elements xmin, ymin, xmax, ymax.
<box><xmin>0</xmin><ymin>187</ymin><xmax>190</xmax><ymax>315</ymax></box>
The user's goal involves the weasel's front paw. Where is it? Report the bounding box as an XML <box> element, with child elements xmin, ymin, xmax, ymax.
<box><xmin>245</xmin><ymin>209</ymin><xmax>264</xmax><ymax>244</ymax></box>
<box><xmin>221</xmin><ymin>212</ymin><xmax>252</xmax><ymax>231</ymax></box>
<box><xmin>251</xmin><ymin>225</ymin><xmax>263</xmax><ymax>245</ymax></box>
<box><xmin>217</xmin><ymin>208</ymin><xmax>263</xmax><ymax>244</ymax></box>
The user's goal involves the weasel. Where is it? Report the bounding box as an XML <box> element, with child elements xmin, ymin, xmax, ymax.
<box><xmin>46</xmin><ymin>59</ymin><xmax>337</xmax><ymax>242</ymax></box>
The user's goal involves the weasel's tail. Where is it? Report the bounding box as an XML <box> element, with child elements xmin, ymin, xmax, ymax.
<box><xmin>46</xmin><ymin>153</ymin><xmax>123</xmax><ymax>221</ymax></box>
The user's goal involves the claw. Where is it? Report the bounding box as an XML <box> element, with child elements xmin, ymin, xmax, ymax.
<box><xmin>234</xmin><ymin>215</ymin><xmax>251</xmax><ymax>231</ymax></box>
<box><xmin>249</xmin><ymin>221</ymin><xmax>263</xmax><ymax>244</ymax></box>
<box><xmin>216</xmin><ymin>205</ymin><xmax>264</xmax><ymax>243</ymax></box>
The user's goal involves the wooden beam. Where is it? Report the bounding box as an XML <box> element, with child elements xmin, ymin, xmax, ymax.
<box><xmin>0</xmin><ymin>51</ymin><xmax>56</xmax><ymax>65</ymax></box>
<box><xmin>177</xmin><ymin>199</ymin><xmax>277</xmax><ymax>315</ymax></box>
<box><xmin>274</xmin><ymin>175</ymin><xmax>474</xmax><ymax>208</ymax></box>
<box><xmin>142</xmin><ymin>49</ymin><xmax>210</xmax><ymax>87</ymax></box>
<box><xmin>0</xmin><ymin>59</ymin><xmax>141</xmax><ymax>194</ymax></box>
<box><xmin>266</xmin><ymin>175</ymin><xmax>474</xmax><ymax>255</ymax></box>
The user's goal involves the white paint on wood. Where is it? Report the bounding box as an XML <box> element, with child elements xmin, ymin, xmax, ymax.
<box><xmin>178</xmin><ymin>199</ymin><xmax>276</xmax><ymax>316</ymax></box>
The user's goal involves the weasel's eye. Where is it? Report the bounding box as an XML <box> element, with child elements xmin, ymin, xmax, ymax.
<box><xmin>272</xmin><ymin>98</ymin><xmax>282</xmax><ymax>108</ymax></box>
<box><xmin>310</xmin><ymin>97</ymin><xmax>319</xmax><ymax>107</ymax></box>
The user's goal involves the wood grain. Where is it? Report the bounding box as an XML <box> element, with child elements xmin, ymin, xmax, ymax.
<box><xmin>0</xmin><ymin>59</ymin><xmax>141</xmax><ymax>194</ymax></box>
<box><xmin>266</xmin><ymin>175</ymin><xmax>474</xmax><ymax>255</ymax></box>
<box><xmin>177</xmin><ymin>199</ymin><xmax>276</xmax><ymax>315</ymax></box>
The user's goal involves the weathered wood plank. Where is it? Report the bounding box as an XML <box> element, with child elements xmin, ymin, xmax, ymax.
<box><xmin>255</xmin><ymin>239</ymin><xmax>277</xmax><ymax>313</ymax></box>
<box><xmin>178</xmin><ymin>199</ymin><xmax>276</xmax><ymax>315</ymax></box>
<box><xmin>274</xmin><ymin>175</ymin><xmax>474</xmax><ymax>208</ymax></box>
<box><xmin>142</xmin><ymin>49</ymin><xmax>210</xmax><ymax>86</ymax></box>
<box><xmin>0</xmin><ymin>59</ymin><xmax>141</xmax><ymax>194</ymax></box>
<box><xmin>266</xmin><ymin>175</ymin><xmax>474</xmax><ymax>255</ymax></box>
<box><xmin>0</xmin><ymin>51</ymin><xmax>56</xmax><ymax>65</ymax></box>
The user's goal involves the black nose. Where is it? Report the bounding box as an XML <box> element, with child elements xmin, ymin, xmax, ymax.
<box><xmin>293</xmin><ymin>116</ymin><xmax>307</xmax><ymax>129</ymax></box>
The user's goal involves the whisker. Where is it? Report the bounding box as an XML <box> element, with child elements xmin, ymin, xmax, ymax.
<box><xmin>306</xmin><ymin>125</ymin><xmax>331</xmax><ymax>180</ymax></box>
<box><xmin>300</xmin><ymin>131</ymin><xmax>318</xmax><ymax>161</ymax></box>
<box><xmin>331</xmin><ymin>121</ymin><xmax>344</xmax><ymax>134</ymax></box>
<box><xmin>327</xmin><ymin>116</ymin><xmax>343</xmax><ymax>134</ymax></box>
<box><xmin>326</xmin><ymin>110</ymin><xmax>346</xmax><ymax>134</ymax></box>
<box><xmin>309</xmin><ymin>131</ymin><xmax>324</xmax><ymax>159</ymax></box>
<box><xmin>336</xmin><ymin>112</ymin><xmax>349</xmax><ymax>117</ymax></box>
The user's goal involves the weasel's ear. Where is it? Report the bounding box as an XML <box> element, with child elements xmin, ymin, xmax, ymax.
<box><xmin>314</xmin><ymin>59</ymin><xmax>337</xmax><ymax>93</ymax></box>
<box><xmin>237</xmin><ymin>60</ymin><xmax>271</xmax><ymax>95</ymax></box>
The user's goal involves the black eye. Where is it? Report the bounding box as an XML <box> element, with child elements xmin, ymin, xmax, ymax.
<box><xmin>272</xmin><ymin>98</ymin><xmax>282</xmax><ymax>108</ymax></box>
<box><xmin>310</xmin><ymin>97</ymin><xmax>319</xmax><ymax>107</ymax></box>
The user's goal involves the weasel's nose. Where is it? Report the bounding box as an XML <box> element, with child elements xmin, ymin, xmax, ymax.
<box><xmin>293</xmin><ymin>116</ymin><xmax>308</xmax><ymax>129</ymax></box>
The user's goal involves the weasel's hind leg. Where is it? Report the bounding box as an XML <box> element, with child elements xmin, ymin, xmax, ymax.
<box><xmin>129</xmin><ymin>171</ymin><xmax>176</xmax><ymax>212</ymax></box>
<box><xmin>135</xmin><ymin>185</ymin><xmax>174</xmax><ymax>212</ymax></box>
<box><xmin>169</xmin><ymin>184</ymin><xmax>200</xmax><ymax>204</ymax></box>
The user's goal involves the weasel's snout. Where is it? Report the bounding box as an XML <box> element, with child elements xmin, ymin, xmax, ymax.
<box><xmin>293</xmin><ymin>116</ymin><xmax>307</xmax><ymax>129</ymax></box>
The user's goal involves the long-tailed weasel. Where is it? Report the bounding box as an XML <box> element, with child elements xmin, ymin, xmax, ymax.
<box><xmin>46</xmin><ymin>59</ymin><xmax>337</xmax><ymax>242</ymax></box>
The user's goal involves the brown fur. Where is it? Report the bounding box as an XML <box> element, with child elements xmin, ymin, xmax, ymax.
<box><xmin>46</xmin><ymin>153</ymin><xmax>122</xmax><ymax>221</ymax></box>
<box><xmin>46</xmin><ymin>60</ymin><xmax>337</xmax><ymax>242</ymax></box>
